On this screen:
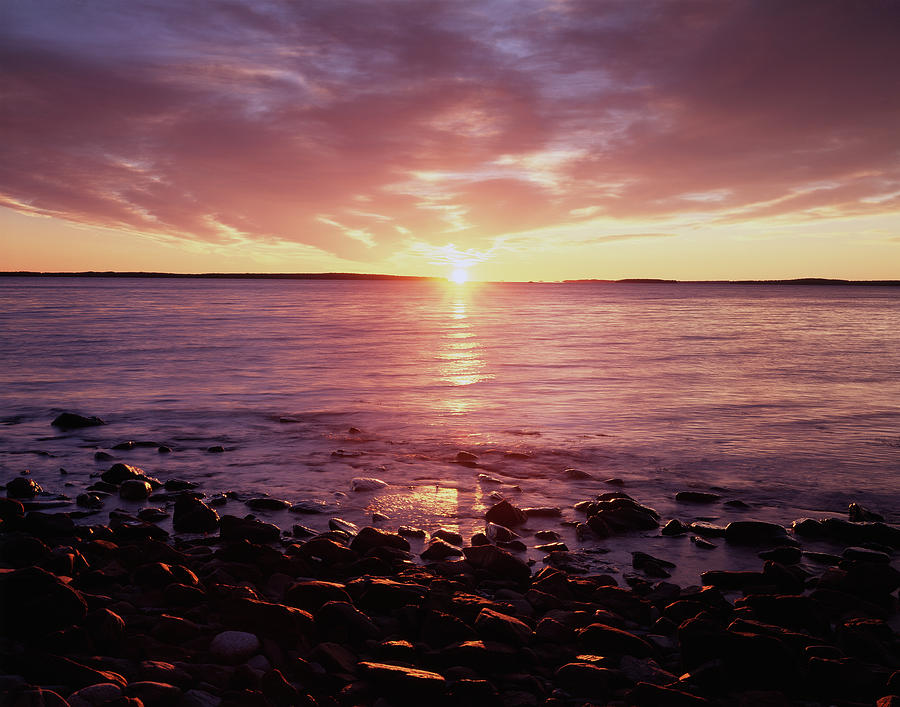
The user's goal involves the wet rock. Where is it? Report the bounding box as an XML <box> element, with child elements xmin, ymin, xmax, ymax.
<box><xmin>164</xmin><ymin>479</ymin><xmax>196</xmax><ymax>492</ymax></box>
<box><xmin>848</xmin><ymin>502</ymin><xmax>884</xmax><ymax>522</ymax></box>
<box><xmin>456</xmin><ymin>450</ymin><xmax>479</xmax><ymax>463</ymax></box>
<box><xmin>245</xmin><ymin>497</ymin><xmax>291</xmax><ymax>511</ymax></box>
<box><xmin>76</xmin><ymin>492</ymin><xmax>105</xmax><ymax>509</ymax></box>
<box><xmin>724</xmin><ymin>520</ymin><xmax>790</xmax><ymax>545</ymax></box>
<box><xmin>210</xmin><ymin>630</ymin><xmax>261</xmax><ymax>664</ymax></box>
<box><xmin>732</xmin><ymin>594</ymin><xmax>830</xmax><ymax>636</ymax></box>
<box><xmin>299</xmin><ymin>536</ymin><xmax>357</xmax><ymax>565</ymax></box>
<box><xmin>0</xmin><ymin>566</ymin><xmax>87</xmax><ymax>636</ymax></box>
<box><xmin>398</xmin><ymin>525</ymin><xmax>427</xmax><ymax>539</ymax></box>
<box><xmin>350</xmin><ymin>477</ymin><xmax>388</xmax><ymax>491</ymax></box>
<box><xmin>315</xmin><ymin>601</ymin><xmax>381</xmax><ymax>644</ymax></box>
<box><xmin>475</xmin><ymin>607</ymin><xmax>533</xmax><ymax>644</ymax></box>
<box><xmin>126</xmin><ymin>681</ymin><xmax>182</xmax><ymax>706</ymax></box>
<box><xmin>464</xmin><ymin>544</ymin><xmax>532</xmax><ymax>583</ymax></box>
<box><xmin>485</xmin><ymin>500</ymin><xmax>528</xmax><ymax>527</ymax></box>
<box><xmin>589</xmin><ymin>496</ymin><xmax>659</xmax><ymax>532</ymax></box>
<box><xmin>0</xmin><ymin>497</ymin><xmax>26</xmax><ymax>526</ymax></box>
<box><xmin>84</xmin><ymin>607</ymin><xmax>126</xmax><ymax>649</ymax></box>
<box><xmin>486</xmin><ymin>522</ymin><xmax>519</xmax><ymax>543</ymax></box>
<box><xmin>842</xmin><ymin>546</ymin><xmax>891</xmax><ymax>563</ymax></box>
<box><xmin>207</xmin><ymin>445</ymin><xmax>225</xmax><ymax>453</ymax></box>
<box><xmin>791</xmin><ymin>517</ymin><xmax>824</xmax><ymax>538</ymax></box>
<box><xmin>173</xmin><ymin>495</ymin><xmax>219</xmax><ymax>533</ymax></box>
<box><xmin>94</xmin><ymin>451</ymin><xmax>115</xmax><ymax>461</ymax></box>
<box><xmin>119</xmin><ymin>479</ymin><xmax>152</xmax><ymax>500</ymax></box>
<box><xmin>759</xmin><ymin>546</ymin><xmax>802</xmax><ymax>563</ymax></box>
<box><xmin>534</xmin><ymin>530</ymin><xmax>560</xmax><ymax>541</ymax></box>
<box><xmin>675</xmin><ymin>491</ymin><xmax>722</xmax><ymax>503</ymax></box>
<box><xmin>578</xmin><ymin>622</ymin><xmax>657</xmax><ymax>657</ymax></box>
<box><xmin>564</xmin><ymin>468</ymin><xmax>593</xmax><ymax>480</ymax></box>
<box><xmin>689</xmin><ymin>521</ymin><xmax>727</xmax><ymax>537</ymax></box>
<box><xmin>289</xmin><ymin>499</ymin><xmax>328</xmax><ymax>514</ymax></box>
<box><xmin>724</xmin><ymin>499</ymin><xmax>750</xmax><ymax>508</ymax></box>
<box><xmin>329</xmin><ymin>517</ymin><xmax>359</xmax><ymax>534</ymax></box>
<box><xmin>632</xmin><ymin>551</ymin><xmax>676</xmax><ymax>578</ymax></box>
<box><xmin>222</xmin><ymin>597</ymin><xmax>314</xmax><ymax>641</ymax></box>
<box><xmin>359</xmin><ymin>661</ymin><xmax>446</xmax><ymax>696</ymax></box>
<box><xmin>219</xmin><ymin>515</ymin><xmax>280</xmax><ymax>544</ymax></box>
<box><xmin>661</xmin><ymin>519</ymin><xmax>689</xmax><ymax>536</ymax></box>
<box><xmin>69</xmin><ymin>682</ymin><xmax>123</xmax><ymax>706</ymax></box>
<box><xmin>285</xmin><ymin>580</ymin><xmax>351</xmax><ymax>611</ymax></box>
<box><xmin>52</xmin><ymin>412</ymin><xmax>105</xmax><ymax>429</ymax></box>
<box><xmin>690</xmin><ymin>535</ymin><xmax>716</xmax><ymax>549</ymax></box>
<box><xmin>523</xmin><ymin>506</ymin><xmax>562</xmax><ymax>517</ymax></box>
<box><xmin>137</xmin><ymin>507</ymin><xmax>169</xmax><ymax>522</ymax></box>
<box><xmin>554</xmin><ymin>663</ymin><xmax>611</xmax><ymax>697</ymax></box>
<box><xmin>432</xmin><ymin>528</ymin><xmax>463</xmax><ymax>545</ymax></box>
<box><xmin>157</xmin><ymin>445</ymin><xmax>172</xmax><ymax>454</ymax></box>
<box><xmin>0</xmin><ymin>533</ymin><xmax>51</xmax><ymax>567</ymax></box>
<box><xmin>626</xmin><ymin>682</ymin><xmax>711</xmax><ymax>706</ymax></box>
<box><xmin>24</xmin><ymin>510</ymin><xmax>75</xmax><ymax>538</ymax></box>
<box><xmin>699</xmin><ymin>570</ymin><xmax>769</xmax><ymax>591</ymax></box>
<box><xmin>478</xmin><ymin>473</ymin><xmax>503</xmax><ymax>484</ymax></box>
<box><xmin>536</xmin><ymin>542</ymin><xmax>568</xmax><ymax>552</ymax></box>
<box><xmin>422</xmin><ymin>538</ymin><xmax>463</xmax><ymax>561</ymax></box>
<box><xmin>350</xmin><ymin>526</ymin><xmax>410</xmax><ymax>554</ymax></box>
<box><xmin>6</xmin><ymin>477</ymin><xmax>43</xmax><ymax>498</ymax></box>
<box><xmin>372</xmin><ymin>511</ymin><xmax>389</xmax><ymax>522</ymax></box>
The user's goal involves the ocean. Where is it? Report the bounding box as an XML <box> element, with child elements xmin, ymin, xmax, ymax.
<box><xmin>1</xmin><ymin>277</ymin><xmax>898</xmax><ymax>583</ymax></box>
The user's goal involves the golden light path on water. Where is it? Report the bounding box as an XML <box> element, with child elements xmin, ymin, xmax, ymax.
<box><xmin>437</xmin><ymin>290</ymin><xmax>493</xmax><ymax>396</ymax></box>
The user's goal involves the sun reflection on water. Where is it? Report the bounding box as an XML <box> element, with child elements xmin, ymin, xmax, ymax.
<box><xmin>437</xmin><ymin>294</ymin><xmax>493</xmax><ymax>392</ymax></box>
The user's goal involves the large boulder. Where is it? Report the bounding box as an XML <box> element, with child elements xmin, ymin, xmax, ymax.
<box><xmin>173</xmin><ymin>496</ymin><xmax>219</xmax><ymax>533</ymax></box>
<box><xmin>0</xmin><ymin>566</ymin><xmax>87</xmax><ymax>636</ymax></box>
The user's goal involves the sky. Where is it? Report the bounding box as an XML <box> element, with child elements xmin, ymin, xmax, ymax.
<box><xmin>1</xmin><ymin>0</ymin><xmax>899</xmax><ymax>281</ymax></box>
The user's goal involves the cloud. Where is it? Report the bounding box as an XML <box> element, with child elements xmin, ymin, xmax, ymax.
<box><xmin>1</xmin><ymin>0</ymin><xmax>898</xmax><ymax>265</ymax></box>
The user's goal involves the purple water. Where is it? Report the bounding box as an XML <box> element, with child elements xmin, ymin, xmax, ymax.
<box><xmin>1</xmin><ymin>277</ymin><xmax>898</xmax><ymax>583</ymax></box>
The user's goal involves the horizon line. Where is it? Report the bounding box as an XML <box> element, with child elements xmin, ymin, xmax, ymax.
<box><xmin>1</xmin><ymin>271</ymin><xmax>899</xmax><ymax>286</ymax></box>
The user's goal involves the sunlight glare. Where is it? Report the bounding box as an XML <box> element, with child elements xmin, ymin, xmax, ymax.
<box><xmin>451</xmin><ymin>267</ymin><xmax>468</xmax><ymax>284</ymax></box>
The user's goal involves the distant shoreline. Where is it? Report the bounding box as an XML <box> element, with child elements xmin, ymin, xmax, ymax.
<box><xmin>0</xmin><ymin>271</ymin><xmax>898</xmax><ymax>286</ymax></box>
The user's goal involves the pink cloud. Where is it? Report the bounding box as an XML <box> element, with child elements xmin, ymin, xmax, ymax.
<box><xmin>1</xmin><ymin>0</ymin><xmax>898</xmax><ymax>262</ymax></box>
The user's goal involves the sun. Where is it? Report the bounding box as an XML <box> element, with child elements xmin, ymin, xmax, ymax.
<box><xmin>450</xmin><ymin>267</ymin><xmax>469</xmax><ymax>284</ymax></box>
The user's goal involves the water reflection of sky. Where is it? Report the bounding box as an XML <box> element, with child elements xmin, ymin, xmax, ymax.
<box><xmin>436</xmin><ymin>294</ymin><xmax>495</xmax><ymax>417</ymax></box>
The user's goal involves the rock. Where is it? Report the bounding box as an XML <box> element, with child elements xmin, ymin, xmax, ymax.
<box><xmin>94</xmin><ymin>451</ymin><xmax>115</xmax><ymax>461</ymax></box>
<box><xmin>724</xmin><ymin>520</ymin><xmax>789</xmax><ymax>545</ymax></box>
<box><xmin>350</xmin><ymin>526</ymin><xmax>410</xmax><ymax>554</ymax></box>
<box><xmin>398</xmin><ymin>525</ymin><xmax>426</xmax><ymax>539</ymax></box>
<box><xmin>486</xmin><ymin>522</ymin><xmax>518</xmax><ymax>543</ymax></box>
<box><xmin>119</xmin><ymin>479</ymin><xmax>152</xmax><ymax>500</ymax></box>
<box><xmin>356</xmin><ymin>577</ymin><xmax>428</xmax><ymax>611</ymax></box>
<box><xmin>464</xmin><ymin>544</ymin><xmax>532</xmax><ymax>583</ymax></box>
<box><xmin>675</xmin><ymin>491</ymin><xmax>722</xmax><ymax>503</ymax></box>
<box><xmin>632</xmin><ymin>551</ymin><xmax>676</xmax><ymax>578</ymax></box>
<box><xmin>222</xmin><ymin>597</ymin><xmax>314</xmax><ymax>641</ymax></box>
<box><xmin>848</xmin><ymin>502</ymin><xmax>884</xmax><ymax>522</ymax></box>
<box><xmin>127</xmin><ymin>681</ymin><xmax>182</xmax><ymax>706</ymax></box>
<box><xmin>328</xmin><ymin>517</ymin><xmax>359</xmax><ymax>534</ymax></box>
<box><xmin>138</xmin><ymin>507</ymin><xmax>169</xmax><ymax>522</ymax></box>
<box><xmin>699</xmin><ymin>570</ymin><xmax>769</xmax><ymax>590</ymax></box>
<box><xmin>157</xmin><ymin>445</ymin><xmax>172</xmax><ymax>454</ymax></box>
<box><xmin>578</xmin><ymin>623</ymin><xmax>657</xmax><ymax>657</ymax></box>
<box><xmin>173</xmin><ymin>495</ymin><xmax>219</xmax><ymax>533</ymax></box>
<box><xmin>689</xmin><ymin>521</ymin><xmax>727</xmax><ymax>537</ymax></box>
<box><xmin>68</xmin><ymin>682</ymin><xmax>123</xmax><ymax>706</ymax></box>
<box><xmin>0</xmin><ymin>533</ymin><xmax>51</xmax><ymax>567</ymax></box>
<box><xmin>84</xmin><ymin>608</ymin><xmax>126</xmax><ymax>649</ymax></box>
<box><xmin>589</xmin><ymin>496</ymin><xmax>659</xmax><ymax>532</ymax></box>
<box><xmin>626</xmin><ymin>682</ymin><xmax>711</xmax><ymax>706</ymax></box>
<box><xmin>478</xmin><ymin>473</ymin><xmax>503</xmax><ymax>484</ymax></box>
<box><xmin>474</xmin><ymin>607</ymin><xmax>533</xmax><ymax>644</ymax></box>
<box><xmin>759</xmin><ymin>546</ymin><xmax>802</xmax><ymax>563</ymax></box>
<box><xmin>52</xmin><ymin>412</ymin><xmax>105</xmax><ymax>429</ymax></box>
<box><xmin>209</xmin><ymin>631</ymin><xmax>261</xmax><ymax>664</ymax></box>
<box><xmin>76</xmin><ymin>492</ymin><xmax>105</xmax><ymax>509</ymax></box>
<box><xmin>207</xmin><ymin>445</ymin><xmax>225</xmax><ymax>453</ymax></box>
<box><xmin>219</xmin><ymin>515</ymin><xmax>280</xmax><ymax>544</ymax></box>
<box><xmin>6</xmin><ymin>477</ymin><xmax>43</xmax><ymax>498</ymax></box>
<box><xmin>164</xmin><ymin>479</ymin><xmax>197</xmax><ymax>491</ymax></box>
<box><xmin>245</xmin><ymin>497</ymin><xmax>291</xmax><ymax>511</ymax></box>
<box><xmin>350</xmin><ymin>477</ymin><xmax>388</xmax><ymax>491</ymax></box>
<box><xmin>523</xmin><ymin>506</ymin><xmax>562</xmax><ymax>517</ymax></box>
<box><xmin>842</xmin><ymin>546</ymin><xmax>891</xmax><ymax>563</ymax></box>
<box><xmin>285</xmin><ymin>580</ymin><xmax>351</xmax><ymax>611</ymax></box>
<box><xmin>536</xmin><ymin>542</ymin><xmax>568</xmax><ymax>552</ymax></box>
<box><xmin>564</xmin><ymin>468</ymin><xmax>593</xmax><ymax>480</ymax></box>
<box><xmin>0</xmin><ymin>566</ymin><xmax>87</xmax><ymax>635</ymax></box>
<box><xmin>299</xmin><ymin>536</ymin><xmax>357</xmax><ymax>565</ymax></box>
<box><xmin>0</xmin><ymin>497</ymin><xmax>25</xmax><ymax>524</ymax></box>
<box><xmin>359</xmin><ymin>661</ymin><xmax>446</xmax><ymax>696</ymax></box>
<box><xmin>485</xmin><ymin>500</ymin><xmax>528</xmax><ymax>527</ymax></box>
<box><xmin>554</xmin><ymin>663</ymin><xmax>612</xmax><ymax>697</ymax></box>
<box><xmin>289</xmin><ymin>499</ymin><xmax>329</xmax><ymax>514</ymax></box>
<box><xmin>691</xmin><ymin>535</ymin><xmax>716</xmax><ymax>549</ymax></box>
<box><xmin>791</xmin><ymin>517</ymin><xmax>824</xmax><ymax>537</ymax></box>
<box><xmin>421</xmin><ymin>538</ymin><xmax>463</xmax><ymax>561</ymax></box>
<box><xmin>432</xmin><ymin>528</ymin><xmax>463</xmax><ymax>545</ymax></box>
<box><xmin>101</xmin><ymin>463</ymin><xmax>148</xmax><ymax>484</ymax></box>
<box><xmin>534</xmin><ymin>530</ymin><xmax>560</xmax><ymax>541</ymax></box>
<box><xmin>315</xmin><ymin>601</ymin><xmax>381</xmax><ymax>644</ymax></box>
<box><xmin>456</xmin><ymin>450</ymin><xmax>479</xmax><ymax>463</ymax></box>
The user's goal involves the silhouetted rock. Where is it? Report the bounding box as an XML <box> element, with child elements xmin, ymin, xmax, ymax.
<box><xmin>588</xmin><ymin>494</ymin><xmax>660</xmax><ymax>532</ymax></box>
<box><xmin>578</xmin><ymin>622</ymin><xmax>657</xmax><ymax>657</ymax></box>
<box><xmin>245</xmin><ymin>497</ymin><xmax>291</xmax><ymax>511</ymax></box>
<box><xmin>485</xmin><ymin>499</ymin><xmax>528</xmax><ymax>527</ymax></box>
<box><xmin>724</xmin><ymin>520</ymin><xmax>790</xmax><ymax>545</ymax></box>
<box><xmin>119</xmin><ymin>479</ymin><xmax>152</xmax><ymax>500</ymax></box>
<box><xmin>0</xmin><ymin>566</ymin><xmax>87</xmax><ymax>636</ymax></box>
<box><xmin>349</xmin><ymin>526</ymin><xmax>410</xmax><ymax>554</ymax></box>
<box><xmin>219</xmin><ymin>514</ymin><xmax>280</xmax><ymax>544</ymax></box>
<box><xmin>661</xmin><ymin>518</ymin><xmax>689</xmax><ymax>536</ymax></box>
<box><xmin>421</xmin><ymin>538</ymin><xmax>463</xmax><ymax>561</ymax></box>
<box><xmin>173</xmin><ymin>495</ymin><xmax>219</xmax><ymax>533</ymax></box>
<box><xmin>5</xmin><ymin>477</ymin><xmax>42</xmax><ymax>498</ymax></box>
<box><xmin>52</xmin><ymin>412</ymin><xmax>105</xmax><ymax>429</ymax></box>
<box><xmin>464</xmin><ymin>544</ymin><xmax>531</xmax><ymax>582</ymax></box>
<box><xmin>285</xmin><ymin>580</ymin><xmax>351</xmax><ymax>611</ymax></box>
<box><xmin>675</xmin><ymin>491</ymin><xmax>721</xmax><ymax>503</ymax></box>
<box><xmin>848</xmin><ymin>502</ymin><xmax>884</xmax><ymax>522</ymax></box>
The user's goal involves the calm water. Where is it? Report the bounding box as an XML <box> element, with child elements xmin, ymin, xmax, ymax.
<box><xmin>1</xmin><ymin>277</ymin><xmax>898</xmax><ymax>579</ymax></box>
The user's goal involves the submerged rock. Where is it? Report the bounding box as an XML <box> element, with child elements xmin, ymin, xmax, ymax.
<box><xmin>350</xmin><ymin>477</ymin><xmax>388</xmax><ymax>492</ymax></box>
<box><xmin>52</xmin><ymin>412</ymin><xmax>105</xmax><ymax>429</ymax></box>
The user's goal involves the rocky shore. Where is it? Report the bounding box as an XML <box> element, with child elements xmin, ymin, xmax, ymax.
<box><xmin>2</xmin><ymin>438</ymin><xmax>900</xmax><ymax>705</ymax></box>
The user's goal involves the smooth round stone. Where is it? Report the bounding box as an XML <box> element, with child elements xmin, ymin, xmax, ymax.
<box><xmin>120</xmin><ymin>479</ymin><xmax>152</xmax><ymax>500</ymax></box>
<box><xmin>209</xmin><ymin>630</ymin><xmax>261</xmax><ymax>663</ymax></box>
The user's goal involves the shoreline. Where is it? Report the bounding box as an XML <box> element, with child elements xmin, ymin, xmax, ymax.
<box><xmin>2</xmin><ymin>423</ymin><xmax>899</xmax><ymax>705</ymax></box>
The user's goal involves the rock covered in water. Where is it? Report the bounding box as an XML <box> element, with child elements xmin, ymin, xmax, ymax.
<box><xmin>485</xmin><ymin>499</ymin><xmax>528</xmax><ymax>527</ymax></box>
<box><xmin>51</xmin><ymin>412</ymin><xmax>105</xmax><ymax>429</ymax></box>
<box><xmin>350</xmin><ymin>477</ymin><xmax>388</xmax><ymax>492</ymax></box>
<box><xmin>5</xmin><ymin>477</ymin><xmax>43</xmax><ymax>498</ymax></box>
